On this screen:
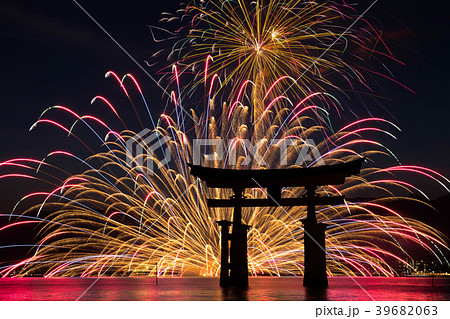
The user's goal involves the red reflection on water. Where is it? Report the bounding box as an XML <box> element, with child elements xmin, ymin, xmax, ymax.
<box><xmin>0</xmin><ymin>277</ymin><xmax>448</xmax><ymax>301</ymax></box>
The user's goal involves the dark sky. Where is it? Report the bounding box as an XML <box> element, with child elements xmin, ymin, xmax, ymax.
<box><xmin>0</xmin><ymin>0</ymin><xmax>449</xmax><ymax>214</ymax></box>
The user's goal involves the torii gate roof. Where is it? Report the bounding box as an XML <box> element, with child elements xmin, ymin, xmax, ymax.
<box><xmin>188</xmin><ymin>158</ymin><xmax>364</xmax><ymax>189</ymax></box>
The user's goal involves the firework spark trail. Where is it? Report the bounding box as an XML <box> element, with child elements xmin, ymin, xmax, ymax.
<box><xmin>1</xmin><ymin>69</ymin><xmax>448</xmax><ymax>278</ymax></box>
<box><xmin>72</xmin><ymin>0</ymin><xmax>199</xmax><ymax>124</ymax></box>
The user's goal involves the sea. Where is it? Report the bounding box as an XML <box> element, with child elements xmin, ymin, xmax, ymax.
<box><xmin>0</xmin><ymin>277</ymin><xmax>448</xmax><ymax>301</ymax></box>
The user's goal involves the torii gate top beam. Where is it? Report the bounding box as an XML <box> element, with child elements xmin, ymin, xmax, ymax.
<box><xmin>188</xmin><ymin>158</ymin><xmax>364</xmax><ymax>189</ymax></box>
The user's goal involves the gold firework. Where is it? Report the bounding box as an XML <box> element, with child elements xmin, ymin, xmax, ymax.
<box><xmin>3</xmin><ymin>78</ymin><xmax>448</xmax><ymax>278</ymax></box>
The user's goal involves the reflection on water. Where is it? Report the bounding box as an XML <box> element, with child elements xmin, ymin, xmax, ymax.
<box><xmin>304</xmin><ymin>287</ymin><xmax>328</xmax><ymax>301</ymax></box>
<box><xmin>221</xmin><ymin>287</ymin><xmax>249</xmax><ymax>301</ymax></box>
<box><xmin>0</xmin><ymin>277</ymin><xmax>448</xmax><ymax>301</ymax></box>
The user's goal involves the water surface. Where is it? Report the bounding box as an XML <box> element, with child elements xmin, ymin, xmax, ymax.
<box><xmin>0</xmin><ymin>277</ymin><xmax>448</xmax><ymax>301</ymax></box>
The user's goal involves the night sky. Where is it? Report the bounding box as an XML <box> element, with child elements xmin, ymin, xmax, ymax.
<box><xmin>0</xmin><ymin>0</ymin><xmax>449</xmax><ymax>216</ymax></box>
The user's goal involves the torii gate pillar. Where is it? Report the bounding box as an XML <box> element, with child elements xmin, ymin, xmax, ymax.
<box><xmin>217</xmin><ymin>188</ymin><xmax>250</xmax><ymax>287</ymax></box>
<box><xmin>302</xmin><ymin>186</ymin><xmax>328</xmax><ymax>288</ymax></box>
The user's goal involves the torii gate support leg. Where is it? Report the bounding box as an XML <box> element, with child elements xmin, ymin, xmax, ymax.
<box><xmin>217</xmin><ymin>220</ymin><xmax>232</xmax><ymax>287</ymax></box>
<box><xmin>302</xmin><ymin>186</ymin><xmax>328</xmax><ymax>288</ymax></box>
<box><xmin>229</xmin><ymin>188</ymin><xmax>249</xmax><ymax>287</ymax></box>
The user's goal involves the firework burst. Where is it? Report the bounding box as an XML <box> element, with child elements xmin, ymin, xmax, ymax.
<box><xmin>153</xmin><ymin>0</ymin><xmax>405</xmax><ymax>140</ymax></box>
<box><xmin>0</xmin><ymin>69</ymin><xmax>448</xmax><ymax>278</ymax></box>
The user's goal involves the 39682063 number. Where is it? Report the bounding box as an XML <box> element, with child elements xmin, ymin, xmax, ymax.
<box><xmin>375</xmin><ymin>305</ymin><xmax>437</xmax><ymax>316</ymax></box>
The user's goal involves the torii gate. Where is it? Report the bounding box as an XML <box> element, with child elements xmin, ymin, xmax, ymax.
<box><xmin>189</xmin><ymin>158</ymin><xmax>364</xmax><ymax>288</ymax></box>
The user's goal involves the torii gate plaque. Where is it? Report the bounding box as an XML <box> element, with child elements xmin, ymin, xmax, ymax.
<box><xmin>189</xmin><ymin>158</ymin><xmax>364</xmax><ymax>288</ymax></box>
